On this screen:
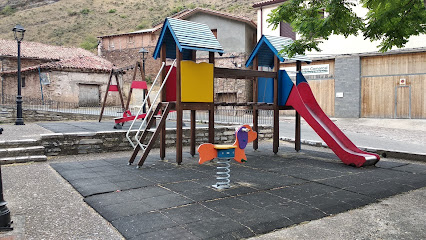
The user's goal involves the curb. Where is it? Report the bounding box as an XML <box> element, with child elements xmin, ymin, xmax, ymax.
<box><xmin>279</xmin><ymin>136</ymin><xmax>426</xmax><ymax>163</ymax></box>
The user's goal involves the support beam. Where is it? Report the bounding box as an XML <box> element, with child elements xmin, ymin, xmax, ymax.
<box><xmin>295</xmin><ymin>61</ymin><xmax>302</xmax><ymax>152</ymax></box>
<box><xmin>190</xmin><ymin>110</ymin><xmax>196</xmax><ymax>156</ymax></box>
<box><xmin>160</xmin><ymin>45</ymin><xmax>167</xmax><ymax>159</ymax></box>
<box><xmin>273</xmin><ymin>55</ymin><xmax>279</xmax><ymax>154</ymax></box>
<box><xmin>208</xmin><ymin>52</ymin><xmax>215</xmax><ymax>144</ymax></box>
<box><xmin>176</xmin><ymin>47</ymin><xmax>183</xmax><ymax>164</ymax></box>
<box><xmin>252</xmin><ymin>56</ymin><xmax>259</xmax><ymax>150</ymax></box>
<box><xmin>190</xmin><ymin>50</ymin><xmax>197</xmax><ymax>157</ymax></box>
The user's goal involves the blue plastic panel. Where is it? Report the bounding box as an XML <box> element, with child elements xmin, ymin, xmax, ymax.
<box><xmin>257</xmin><ymin>77</ymin><xmax>274</xmax><ymax>103</ymax></box>
<box><xmin>278</xmin><ymin>70</ymin><xmax>294</xmax><ymax>106</ymax></box>
<box><xmin>217</xmin><ymin>148</ymin><xmax>235</xmax><ymax>158</ymax></box>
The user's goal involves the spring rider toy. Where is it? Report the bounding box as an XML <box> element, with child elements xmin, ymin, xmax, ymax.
<box><xmin>198</xmin><ymin>125</ymin><xmax>257</xmax><ymax>189</ymax></box>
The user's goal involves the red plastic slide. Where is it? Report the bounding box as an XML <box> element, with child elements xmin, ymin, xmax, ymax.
<box><xmin>286</xmin><ymin>82</ymin><xmax>380</xmax><ymax>167</ymax></box>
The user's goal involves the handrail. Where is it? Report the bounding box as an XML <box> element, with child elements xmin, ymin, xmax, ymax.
<box><xmin>134</xmin><ymin>59</ymin><xmax>177</xmax><ymax>150</ymax></box>
<box><xmin>125</xmin><ymin>61</ymin><xmax>165</xmax><ymax>148</ymax></box>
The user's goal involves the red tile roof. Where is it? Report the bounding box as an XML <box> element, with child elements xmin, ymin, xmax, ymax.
<box><xmin>252</xmin><ymin>0</ymin><xmax>288</xmax><ymax>8</ymax></box>
<box><xmin>0</xmin><ymin>39</ymin><xmax>95</xmax><ymax>60</ymax></box>
<box><xmin>1</xmin><ymin>56</ymin><xmax>113</xmax><ymax>75</ymax></box>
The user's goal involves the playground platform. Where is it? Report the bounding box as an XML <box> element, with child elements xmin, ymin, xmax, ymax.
<box><xmin>0</xmin><ymin>118</ymin><xmax>425</xmax><ymax>239</ymax></box>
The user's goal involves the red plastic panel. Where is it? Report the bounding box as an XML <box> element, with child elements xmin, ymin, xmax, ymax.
<box><xmin>285</xmin><ymin>83</ymin><xmax>379</xmax><ymax>167</ymax></box>
<box><xmin>131</xmin><ymin>81</ymin><xmax>147</xmax><ymax>90</ymax></box>
<box><xmin>108</xmin><ymin>85</ymin><xmax>119</xmax><ymax>92</ymax></box>
<box><xmin>165</xmin><ymin>65</ymin><xmax>176</xmax><ymax>102</ymax></box>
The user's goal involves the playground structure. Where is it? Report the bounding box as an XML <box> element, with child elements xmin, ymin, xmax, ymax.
<box><xmin>125</xmin><ymin>18</ymin><xmax>380</xmax><ymax>168</ymax></box>
<box><xmin>99</xmin><ymin>62</ymin><xmax>150</xmax><ymax>129</ymax></box>
<box><xmin>198</xmin><ymin>124</ymin><xmax>258</xmax><ymax>189</ymax></box>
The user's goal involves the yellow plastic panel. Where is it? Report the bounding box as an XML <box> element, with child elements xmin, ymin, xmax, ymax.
<box><xmin>181</xmin><ymin>61</ymin><xmax>213</xmax><ymax>102</ymax></box>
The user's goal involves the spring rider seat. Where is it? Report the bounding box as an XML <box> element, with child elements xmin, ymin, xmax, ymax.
<box><xmin>198</xmin><ymin>125</ymin><xmax>257</xmax><ymax>189</ymax></box>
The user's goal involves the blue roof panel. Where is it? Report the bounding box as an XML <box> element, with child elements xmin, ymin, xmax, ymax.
<box><xmin>245</xmin><ymin>35</ymin><xmax>311</xmax><ymax>68</ymax></box>
<box><xmin>153</xmin><ymin>18</ymin><xmax>224</xmax><ymax>59</ymax></box>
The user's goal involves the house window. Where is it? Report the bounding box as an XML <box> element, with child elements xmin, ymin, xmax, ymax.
<box><xmin>128</xmin><ymin>36</ymin><xmax>134</xmax><ymax>43</ymax></box>
<box><xmin>109</xmin><ymin>40</ymin><xmax>115</xmax><ymax>50</ymax></box>
<box><xmin>21</xmin><ymin>76</ymin><xmax>26</xmax><ymax>88</ymax></box>
<box><xmin>211</xmin><ymin>29</ymin><xmax>218</xmax><ymax>39</ymax></box>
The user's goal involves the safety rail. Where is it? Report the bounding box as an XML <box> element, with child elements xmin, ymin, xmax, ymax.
<box><xmin>125</xmin><ymin>59</ymin><xmax>177</xmax><ymax>149</ymax></box>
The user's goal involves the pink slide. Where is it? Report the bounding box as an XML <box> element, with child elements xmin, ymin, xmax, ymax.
<box><xmin>285</xmin><ymin>82</ymin><xmax>380</xmax><ymax>167</ymax></box>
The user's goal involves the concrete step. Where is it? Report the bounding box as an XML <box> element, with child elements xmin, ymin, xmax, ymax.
<box><xmin>0</xmin><ymin>139</ymin><xmax>40</xmax><ymax>148</ymax></box>
<box><xmin>0</xmin><ymin>146</ymin><xmax>45</xmax><ymax>158</ymax></box>
<box><xmin>0</xmin><ymin>155</ymin><xmax>47</xmax><ymax>165</ymax></box>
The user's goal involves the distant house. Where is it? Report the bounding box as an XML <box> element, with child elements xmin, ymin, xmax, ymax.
<box><xmin>98</xmin><ymin>8</ymin><xmax>257</xmax><ymax>74</ymax></box>
<box><xmin>0</xmin><ymin>39</ymin><xmax>116</xmax><ymax>106</ymax></box>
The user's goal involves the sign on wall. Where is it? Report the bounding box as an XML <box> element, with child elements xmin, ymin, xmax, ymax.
<box><xmin>282</xmin><ymin>64</ymin><xmax>330</xmax><ymax>76</ymax></box>
<box><xmin>40</xmin><ymin>72</ymin><xmax>50</xmax><ymax>85</ymax></box>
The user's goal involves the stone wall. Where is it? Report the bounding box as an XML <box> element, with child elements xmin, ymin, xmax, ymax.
<box><xmin>41</xmin><ymin>126</ymin><xmax>273</xmax><ymax>156</ymax></box>
<box><xmin>0</xmin><ymin>106</ymin><xmax>112</xmax><ymax>123</ymax></box>
<box><xmin>1</xmin><ymin>70</ymin><xmax>117</xmax><ymax>106</ymax></box>
<box><xmin>334</xmin><ymin>55</ymin><xmax>361</xmax><ymax>118</ymax></box>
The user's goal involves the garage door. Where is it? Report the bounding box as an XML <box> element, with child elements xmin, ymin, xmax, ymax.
<box><xmin>79</xmin><ymin>84</ymin><xmax>100</xmax><ymax>107</ymax></box>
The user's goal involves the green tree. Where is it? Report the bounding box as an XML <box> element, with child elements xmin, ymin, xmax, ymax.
<box><xmin>267</xmin><ymin>0</ymin><xmax>426</xmax><ymax>57</ymax></box>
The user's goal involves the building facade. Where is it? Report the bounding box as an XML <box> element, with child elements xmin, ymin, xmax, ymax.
<box><xmin>98</xmin><ymin>8</ymin><xmax>258</xmax><ymax>106</ymax></box>
<box><xmin>253</xmin><ymin>0</ymin><xmax>426</xmax><ymax>119</ymax></box>
<box><xmin>0</xmin><ymin>40</ymin><xmax>116</xmax><ymax>106</ymax></box>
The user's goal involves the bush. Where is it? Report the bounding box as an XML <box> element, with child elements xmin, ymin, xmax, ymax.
<box><xmin>136</xmin><ymin>20</ymin><xmax>150</xmax><ymax>30</ymax></box>
<box><xmin>80</xmin><ymin>36</ymin><xmax>98</xmax><ymax>50</ymax></box>
<box><xmin>108</xmin><ymin>9</ymin><xmax>116</xmax><ymax>13</ymax></box>
<box><xmin>0</xmin><ymin>6</ymin><xmax>16</xmax><ymax>16</ymax></box>
<box><xmin>80</xmin><ymin>8</ymin><xmax>90</xmax><ymax>15</ymax></box>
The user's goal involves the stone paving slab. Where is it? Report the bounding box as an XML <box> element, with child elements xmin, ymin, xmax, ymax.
<box><xmin>50</xmin><ymin>143</ymin><xmax>426</xmax><ymax>239</ymax></box>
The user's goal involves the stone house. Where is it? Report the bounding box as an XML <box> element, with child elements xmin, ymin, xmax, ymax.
<box><xmin>98</xmin><ymin>8</ymin><xmax>258</xmax><ymax>106</ymax></box>
<box><xmin>0</xmin><ymin>39</ymin><xmax>116</xmax><ymax>106</ymax></box>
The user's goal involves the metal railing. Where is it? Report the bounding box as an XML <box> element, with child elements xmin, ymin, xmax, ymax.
<box><xmin>167</xmin><ymin>108</ymin><xmax>274</xmax><ymax>126</ymax></box>
<box><xmin>0</xmin><ymin>93</ymin><xmax>128</xmax><ymax>118</ymax></box>
<box><xmin>1</xmin><ymin>93</ymin><xmax>275</xmax><ymax>125</ymax></box>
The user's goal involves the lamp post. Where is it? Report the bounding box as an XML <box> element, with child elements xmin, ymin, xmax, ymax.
<box><xmin>139</xmin><ymin>48</ymin><xmax>148</xmax><ymax>112</ymax></box>
<box><xmin>138</xmin><ymin>47</ymin><xmax>148</xmax><ymax>76</ymax></box>
<box><xmin>13</xmin><ymin>24</ymin><xmax>25</xmax><ymax>125</ymax></box>
<box><xmin>0</xmin><ymin>166</ymin><xmax>12</xmax><ymax>230</ymax></box>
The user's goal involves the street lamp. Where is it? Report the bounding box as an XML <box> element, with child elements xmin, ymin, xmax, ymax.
<box><xmin>138</xmin><ymin>47</ymin><xmax>149</xmax><ymax>113</ymax></box>
<box><xmin>138</xmin><ymin>47</ymin><xmax>149</xmax><ymax>75</ymax></box>
<box><xmin>13</xmin><ymin>24</ymin><xmax>25</xmax><ymax>125</ymax></box>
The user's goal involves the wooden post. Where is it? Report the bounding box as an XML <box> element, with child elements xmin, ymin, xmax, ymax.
<box><xmin>295</xmin><ymin>60</ymin><xmax>302</xmax><ymax>152</ymax></box>
<box><xmin>273</xmin><ymin>55</ymin><xmax>279</xmax><ymax>154</ymax></box>
<box><xmin>99</xmin><ymin>70</ymin><xmax>114</xmax><ymax>122</ymax></box>
<box><xmin>125</xmin><ymin>62</ymin><xmax>140</xmax><ymax>111</ymax></box>
<box><xmin>115</xmin><ymin>73</ymin><xmax>126</xmax><ymax>113</ymax></box>
<box><xmin>208</xmin><ymin>52</ymin><xmax>215</xmax><ymax>144</ymax></box>
<box><xmin>190</xmin><ymin>110</ymin><xmax>196</xmax><ymax>156</ymax></box>
<box><xmin>160</xmin><ymin>45</ymin><xmax>167</xmax><ymax>160</ymax></box>
<box><xmin>190</xmin><ymin>50</ymin><xmax>196</xmax><ymax>157</ymax></box>
<box><xmin>176</xmin><ymin>46</ymin><xmax>183</xmax><ymax>164</ymax></box>
<box><xmin>252</xmin><ymin>56</ymin><xmax>259</xmax><ymax>150</ymax></box>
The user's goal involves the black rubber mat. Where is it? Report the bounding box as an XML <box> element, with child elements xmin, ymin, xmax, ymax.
<box><xmin>51</xmin><ymin>143</ymin><xmax>426</xmax><ymax>239</ymax></box>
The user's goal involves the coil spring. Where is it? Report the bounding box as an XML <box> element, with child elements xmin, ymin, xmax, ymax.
<box><xmin>212</xmin><ymin>158</ymin><xmax>231</xmax><ymax>189</ymax></box>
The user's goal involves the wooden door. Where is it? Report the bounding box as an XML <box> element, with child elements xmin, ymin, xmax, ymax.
<box><xmin>395</xmin><ymin>86</ymin><xmax>411</xmax><ymax>118</ymax></box>
<box><xmin>79</xmin><ymin>84</ymin><xmax>100</xmax><ymax>107</ymax></box>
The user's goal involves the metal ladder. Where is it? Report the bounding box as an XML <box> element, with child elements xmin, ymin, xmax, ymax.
<box><xmin>125</xmin><ymin>59</ymin><xmax>177</xmax><ymax>167</ymax></box>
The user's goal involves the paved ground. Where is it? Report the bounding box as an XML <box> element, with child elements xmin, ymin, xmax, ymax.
<box><xmin>278</xmin><ymin>117</ymin><xmax>426</xmax><ymax>154</ymax></box>
<box><xmin>0</xmin><ymin>118</ymin><xmax>425</xmax><ymax>239</ymax></box>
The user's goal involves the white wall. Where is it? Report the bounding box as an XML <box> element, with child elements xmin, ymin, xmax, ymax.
<box><xmin>257</xmin><ymin>5</ymin><xmax>281</xmax><ymax>40</ymax></box>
